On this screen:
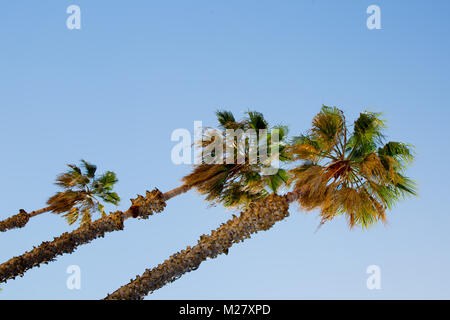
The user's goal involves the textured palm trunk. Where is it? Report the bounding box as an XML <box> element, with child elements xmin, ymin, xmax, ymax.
<box><xmin>0</xmin><ymin>186</ymin><xmax>187</xmax><ymax>284</ymax></box>
<box><xmin>0</xmin><ymin>211</ymin><xmax>124</xmax><ymax>283</ymax></box>
<box><xmin>104</xmin><ymin>193</ymin><xmax>295</xmax><ymax>300</ymax></box>
<box><xmin>0</xmin><ymin>206</ymin><xmax>53</xmax><ymax>232</ymax></box>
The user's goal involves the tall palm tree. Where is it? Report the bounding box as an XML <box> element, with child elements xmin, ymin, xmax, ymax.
<box><xmin>288</xmin><ymin>106</ymin><xmax>417</xmax><ymax>228</ymax></box>
<box><xmin>104</xmin><ymin>106</ymin><xmax>417</xmax><ymax>300</ymax></box>
<box><xmin>0</xmin><ymin>160</ymin><xmax>120</xmax><ymax>232</ymax></box>
<box><xmin>0</xmin><ymin>111</ymin><xmax>289</xmax><ymax>283</ymax></box>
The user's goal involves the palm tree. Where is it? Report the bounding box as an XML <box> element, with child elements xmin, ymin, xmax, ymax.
<box><xmin>124</xmin><ymin>110</ymin><xmax>290</xmax><ymax>217</ymax></box>
<box><xmin>0</xmin><ymin>111</ymin><xmax>289</xmax><ymax>283</ymax></box>
<box><xmin>104</xmin><ymin>106</ymin><xmax>417</xmax><ymax>300</ymax></box>
<box><xmin>0</xmin><ymin>160</ymin><xmax>120</xmax><ymax>232</ymax></box>
<box><xmin>182</xmin><ymin>110</ymin><xmax>290</xmax><ymax>209</ymax></box>
<box><xmin>288</xmin><ymin>106</ymin><xmax>417</xmax><ymax>228</ymax></box>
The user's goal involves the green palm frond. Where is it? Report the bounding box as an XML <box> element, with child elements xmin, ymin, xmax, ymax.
<box><xmin>264</xmin><ymin>168</ymin><xmax>290</xmax><ymax>193</ymax></box>
<box><xmin>93</xmin><ymin>171</ymin><xmax>118</xmax><ymax>193</ymax></box>
<box><xmin>99</xmin><ymin>192</ymin><xmax>120</xmax><ymax>205</ymax></box>
<box><xmin>216</xmin><ymin>110</ymin><xmax>236</xmax><ymax>129</ymax></box>
<box><xmin>394</xmin><ymin>174</ymin><xmax>418</xmax><ymax>197</ymax></box>
<box><xmin>67</xmin><ymin>164</ymin><xmax>82</xmax><ymax>175</ymax></box>
<box><xmin>378</xmin><ymin>142</ymin><xmax>414</xmax><ymax>171</ymax></box>
<box><xmin>219</xmin><ymin>182</ymin><xmax>267</xmax><ymax>208</ymax></box>
<box><xmin>350</xmin><ymin>111</ymin><xmax>386</xmax><ymax>146</ymax></box>
<box><xmin>81</xmin><ymin>159</ymin><xmax>97</xmax><ymax>178</ymax></box>
<box><xmin>247</xmin><ymin>111</ymin><xmax>268</xmax><ymax>130</ymax></box>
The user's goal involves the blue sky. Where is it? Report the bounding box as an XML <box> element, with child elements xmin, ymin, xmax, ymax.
<box><xmin>0</xmin><ymin>0</ymin><xmax>449</xmax><ymax>299</ymax></box>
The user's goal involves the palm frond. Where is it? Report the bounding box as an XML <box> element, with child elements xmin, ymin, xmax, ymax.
<box><xmin>80</xmin><ymin>207</ymin><xmax>92</xmax><ymax>226</ymax></box>
<box><xmin>310</xmin><ymin>106</ymin><xmax>344</xmax><ymax>150</ymax></box>
<box><xmin>81</xmin><ymin>159</ymin><xmax>97</xmax><ymax>178</ymax></box>
<box><xmin>247</xmin><ymin>111</ymin><xmax>268</xmax><ymax>130</ymax></box>
<box><xmin>94</xmin><ymin>171</ymin><xmax>118</xmax><ymax>192</ymax></box>
<box><xmin>289</xmin><ymin>107</ymin><xmax>417</xmax><ymax>229</ymax></box>
<box><xmin>50</xmin><ymin>160</ymin><xmax>120</xmax><ymax>226</ymax></box>
<box><xmin>351</xmin><ymin>111</ymin><xmax>386</xmax><ymax>146</ymax></box>
<box><xmin>216</xmin><ymin>110</ymin><xmax>236</xmax><ymax>129</ymax></box>
<box><xmin>62</xmin><ymin>207</ymin><xmax>80</xmax><ymax>225</ymax></box>
<box><xmin>99</xmin><ymin>192</ymin><xmax>121</xmax><ymax>205</ymax></box>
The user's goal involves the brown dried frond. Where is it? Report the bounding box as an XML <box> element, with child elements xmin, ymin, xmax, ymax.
<box><xmin>368</xmin><ymin>193</ymin><xmax>387</xmax><ymax>223</ymax></box>
<box><xmin>46</xmin><ymin>191</ymin><xmax>85</xmax><ymax>214</ymax></box>
<box><xmin>336</xmin><ymin>187</ymin><xmax>360</xmax><ymax>227</ymax></box>
<box><xmin>293</xmin><ymin>166</ymin><xmax>329</xmax><ymax>211</ymax></box>
<box><xmin>62</xmin><ymin>207</ymin><xmax>79</xmax><ymax>225</ymax></box>
<box><xmin>359</xmin><ymin>153</ymin><xmax>387</xmax><ymax>182</ymax></box>
<box><xmin>182</xmin><ymin>164</ymin><xmax>228</xmax><ymax>188</ymax></box>
<box><xmin>379</xmin><ymin>155</ymin><xmax>400</xmax><ymax>183</ymax></box>
<box><xmin>290</xmin><ymin>144</ymin><xmax>319</xmax><ymax>162</ymax></box>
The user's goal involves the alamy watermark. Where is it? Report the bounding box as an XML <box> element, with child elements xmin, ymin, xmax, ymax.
<box><xmin>366</xmin><ymin>265</ymin><xmax>381</xmax><ymax>290</ymax></box>
<box><xmin>66</xmin><ymin>265</ymin><xmax>81</xmax><ymax>290</ymax></box>
<box><xmin>367</xmin><ymin>5</ymin><xmax>381</xmax><ymax>30</ymax></box>
<box><xmin>66</xmin><ymin>5</ymin><xmax>81</xmax><ymax>30</ymax></box>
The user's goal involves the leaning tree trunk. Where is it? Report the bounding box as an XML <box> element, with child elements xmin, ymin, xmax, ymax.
<box><xmin>0</xmin><ymin>206</ymin><xmax>53</xmax><ymax>232</ymax></box>
<box><xmin>163</xmin><ymin>184</ymin><xmax>191</xmax><ymax>201</ymax></box>
<box><xmin>0</xmin><ymin>183</ymin><xmax>191</xmax><ymax>233</ymax></box>
<box><xmin>0</xmin><ymin>185</ymin><xmax>189</xmax><ymax>284</ymax></box>
<box><xmin>0</xmin><ymin>211</ymin><xmax>124</xmax><ymax>283</ymax></box>
<box><xmin>0</xmin><ymin>189</ymin><xmax>165</xmax><ymax>284</ymax></box>
<box><xmin>104</xmin><ymin>193</ymin><xmax>293</xmax><ymax>300</ymax></box>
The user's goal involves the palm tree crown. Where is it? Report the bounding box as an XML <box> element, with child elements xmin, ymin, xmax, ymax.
<box><xmin>47</xmin><ymin>160</ymin><xmax>120</xmax><ymax>225</ymax></box>
<box><xmin>289</xmin><ymin>106</ymin><xmax>417</xmax><ymax>228</ymax></box>
<box><xmin>182</xmin><ymin>110</ymin><xmax>290</xmax><ymax>209</ymax></box>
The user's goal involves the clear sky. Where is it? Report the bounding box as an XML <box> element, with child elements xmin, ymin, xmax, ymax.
<box><xmin>0</xmin><ymin>0</ymin><xmax>449</xmax><ymax>299</ymax></box>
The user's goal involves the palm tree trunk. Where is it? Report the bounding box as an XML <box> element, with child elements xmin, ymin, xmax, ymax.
<box><xmin>104</xmin><ymin>193</ymin><xmax>295</xmax><ymax>300</ymax></box>
<box><xmin>28</xmin><ymin>206</ymin><xmax>53</xmax><ymax>217</ymax></box>
<box><xmin>0</xmin><ymin>206</ymin><xmax>53</xmax><ymax>232</ymax></box>
<box><xmin>0</xmin><ymin>186</ymin><xmax>188</xmax><ymax>283</ymax></box>
<box><xmin>163</xmin><ymin>184</ymin><xmax>191</xmax><ymax>201</ymax></box>
<box><xmin>0</xmin><ymin>211</ymin><xmax>124</xmax><ymax>283</ymax></box>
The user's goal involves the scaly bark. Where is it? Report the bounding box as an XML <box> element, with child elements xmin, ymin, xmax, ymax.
<box><xmin>0</xmin><ymin>211</ymin><xmax>124</xmax><ymax>283</ymax></box>
<box><xmin>0</xmin><ymin>185</ymin><xmax>193</xmax><ymax>284</ymax></box>
<box><xmin>104</xmin><ymin>193</ymin><xmax>291</xmax><ymax>300</ymax></box>
<box><xmin>0</xmin><ymin>206</ymin><xmax>53</xmax><ymax>232</ymax></box>
<box><xmin>0</xmin><ymin>189</ymin><xmax>167</xmax><ymax>284</ymax></box>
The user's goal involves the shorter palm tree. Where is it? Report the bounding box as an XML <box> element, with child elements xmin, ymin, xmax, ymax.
<box><xmin>49</xmin><ymin>160</ymin><xmax>120</xmax><ymax>225</ymax></box>
<box><xmin>0</xmin><ymin>160</ymin><xmax>120</xmax><ymax>232</ymax></box>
